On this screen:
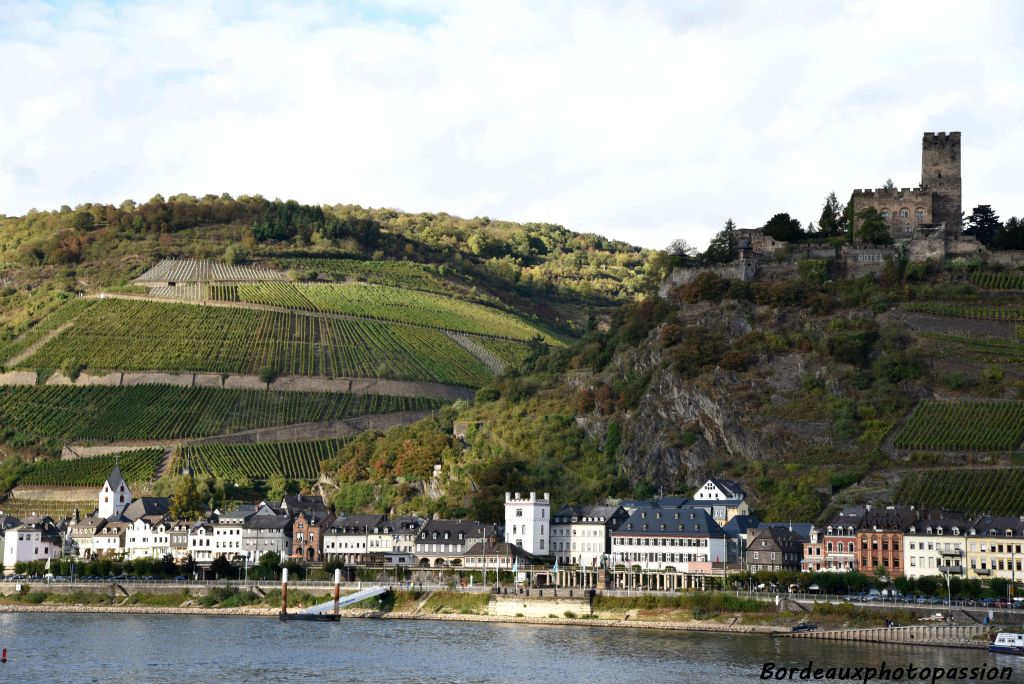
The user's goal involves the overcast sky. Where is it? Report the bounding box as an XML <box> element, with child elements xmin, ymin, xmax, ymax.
<box><xmin>1</xmin><ymin>1</ymin><xmax>1022</xmax><ymax>249</ymax></box>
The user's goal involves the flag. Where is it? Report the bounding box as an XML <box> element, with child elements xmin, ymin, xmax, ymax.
<box><xmin>553</xmin><ymin>559</ymin><xmax>559</xmax><ymax>575</ymax></box>
<box><xmin>512</xmin><ymin>559</ymin><xmax>519</xmax><ymax>574</ymax></box>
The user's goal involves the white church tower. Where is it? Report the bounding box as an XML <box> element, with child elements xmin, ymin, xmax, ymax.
<box><xmin>504</xmin><ymin>491</ymin><xmax>550</xmax><ymax>555</ymax></box>
<box><xmin>99</xmin><ymin>462</ymin><xmax>132</xmax><ymax>519</ymax></box>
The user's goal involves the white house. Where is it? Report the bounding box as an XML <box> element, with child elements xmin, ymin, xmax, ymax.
<box><xmin>4</xmin><ymin>516</ymin><xmax>64</xmax><ymax>570</ymax></box>
<box><xmin>610</xmin><ymin>506</ymin><xmax>728</xmax><ymax>574</ymax></box>
<box><xmin>688</xmin><ymin>478</ymin><xmax>749</xmax><ymax>526</ymax></box>
<box><xmin>126</xmin><ymin>515</ymin><xmax>171</xmax><ymax>560</ymax></box>
<box><xmin>98</xmin><ymin>464</ymin><xmax>132</xmax><ymax>519</ymax></box>
<box><xmin>323</xmin><ymin>514</ymin><xmax>385</xmax><ymax>565</ymax></box>
<box><xmin>504</xmin><ymin>492</ymin><xmax>550</xmax><ymax>556</ymax></box>
<box><xmin>210</xmin><ymin>506</ymin><xmax>255</xmax><ymax>561</ymax></box>
<box><xmin>188</xmin><ymin>520</ymin><xmax>215</xmax><ymax>564</ymax></box>
<box><xmin>903</xmin><ymin>510</ymin><xmax>970</xmax><ymax>580</ymax></box>
<box><xmin>550</xmin><ymin>504</ymin><xmax>629</xmax><ymax>568</ymax></box>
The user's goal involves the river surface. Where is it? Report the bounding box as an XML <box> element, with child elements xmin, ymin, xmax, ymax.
<box><xmin>0</xmin><ymin>613</ymin><xmax>1016</xmax><ymax>683</ymax></box>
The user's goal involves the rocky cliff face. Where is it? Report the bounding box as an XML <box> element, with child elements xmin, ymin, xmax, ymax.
<box><xmin>582</xmin><ymin>301</ymin><xmax>839</xmax><ymax>495</ymax></box>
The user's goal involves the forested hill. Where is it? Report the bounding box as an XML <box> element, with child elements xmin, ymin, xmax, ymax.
<box><xmin>0</xmin><ymin>195</ymin><xmax>660</xmax><ymax>343</ymax></box>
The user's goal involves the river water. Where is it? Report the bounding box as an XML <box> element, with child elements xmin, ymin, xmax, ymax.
<box><xmin>0</xmin><ymin>613</ymin><xmax>1015</xmax><ymax>683</ymax></box>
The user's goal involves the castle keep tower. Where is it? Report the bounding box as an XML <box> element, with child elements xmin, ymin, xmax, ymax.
<box><xmin>504</xmin><ymin>491</ymin><xmax>550</xmax><ymax>556</ymax></box>
<box><xmin>921</xmin><ymin>131</ymin><xmax>962</xmax><ymax>233</ymax></box>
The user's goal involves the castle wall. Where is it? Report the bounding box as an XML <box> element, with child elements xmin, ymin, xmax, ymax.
<box><xmin>849</xmin><ymin>188</ymin><xmax>933</xmax><ymax>239</ymax></box>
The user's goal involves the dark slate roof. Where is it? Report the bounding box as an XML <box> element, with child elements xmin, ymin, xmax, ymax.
<box><xmin>862</xmin><ymin>505</ymin><xmax>918</xmax><ymax>531</ymax></box>
<box><xmin>826</xmin><ymin>508</ymin><xmax>866</xmax><ymax>530</ymax></box>
<box><xmin>720</xmin><ymin>514</ymin><xmax>762</xmax><ymax>537</ymax></box>
<box><xmin>613</xmin><ymin>507</ymin><xmax>725</xmax><ymax>538</ymax></box>
<box><xmin>906</xmin><ymin>509</ymin><xmax>971</xmax><ymax>534</ymax></box>
<box><xmin>418</xmin><ymin>519</ymin><xmax>496</xmax><ymax>541</ymax></box>
<box><xmin>760</xmin><ymin>522</ymin><xmax>814</xmax><ymax>542</ymax></box>
<box><xmin>552</xmin><ymin>504</ymin><xmax>626</xmax><ymax>524</ymax></box>
<box><xmin>105</xmin><ymin>464</ymin><xmax>125</xmax><ymax>491</ymax></box>
<box><xmin>329</xmin><ymin>514</ymin><xmax>386</xmax><ymax>534</ymax></box>
<box><xmin>655</xmin><ymin>496</ymin><xmax>689</xmax><ymax>508</ymax></box>
<box><xmin>0</xmin><ymin>514</ymin><xmax>22</xmax><ymax>530</ymax></box>
<box><xmin>970</xmin><ymin>515</ymin><xmax>1024</xmax><ymax>537</ymax></box>
<box><xmin>122</xmin><ymin>497</ymin><xmax>171</xmax><ymax>521</ymax></box>
<box><xmin>706</xmin><ymin>478</ymin><xmax>746</xmax><ymax>499</ymax></box>
<box><xmin>378</xmin><ymin>516</ymin><xmax>422</xmax><ymax>533</ymax></box>
<box><xmin>282</xmin><ymin>494</ymin><xmax>328</xmax><ymax>514</ymax></box>
<box><xmin>244</xmin><ymin>515</ymin><xmax>292</xmax><ymax>531</ymax></box>
<box><xmin>748</xmin><ymin>525</ymin><xmax>805</xmax><ymax>549</ymax></box>
<box><xmin>464</xmin><ymin>542</ymin><xmax>544</xmax><ymax>563</ymax></box>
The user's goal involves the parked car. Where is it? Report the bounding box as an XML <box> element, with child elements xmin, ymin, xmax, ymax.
<box><xmin>791</xmin><ymin>622</ymin><xmax>818</xmax><ymax>633</ymax></box>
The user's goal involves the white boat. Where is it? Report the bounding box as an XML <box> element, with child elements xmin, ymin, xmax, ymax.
<box><xmin>989</xmin><ymin>632</ymin><xmax>1024</xmax><ymax>655</ymax></box>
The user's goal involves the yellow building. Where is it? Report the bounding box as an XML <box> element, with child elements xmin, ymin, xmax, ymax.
<box><xmin>965</xmin><ymin>516</ymin><xmax>1023</xmax><ymax>583</ymax></box>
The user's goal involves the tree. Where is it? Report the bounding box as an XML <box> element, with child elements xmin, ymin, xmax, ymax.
<box><xmin>762</xmin><ymin>213</ymin><xmax>803</xmax><ymax>243</ymax></box>
<box><xmin>210</xmin><ymin>555</ymin><xmax>234</xmax><ymax>580</ymax></box>
<box><xmin>258</xmin><ymin>366</ymin><xmax>278</xmax><ymax>386</ymax></box>
<box><xmin>665</xmin><ymin>238</ymin><xmax>696</xmax><ymax>258</ymax></box>
<box><xmin>266</xmin><ymin>473</ymin><xmax>297</xmax><ymax>503</ymax></box>
<box><xmin>223</xmin><ymin>244</ymin><xmax>248</xmax><ymax>265</ymax></box>
<box><xmin>996</xmin><ymin>217</ymin><xmax>1024</xmax><ymax>250</ymax></box>
<box><xmin>964</xmin><ymin>205</ymin><xmax>1001</xmax><ymax>247</ymax></box>
<box><xmin>855</xmin><ymin>208</ymin><xmax>892</xmax><ymax>245</ymax></box>
<box><xmin>701</xmin><ymin>219</ymin><xmax>738</xmax><ymax>264</ymax></box>
<box><xmin>169</xmin><ymin>476</ymin><xmax>205</xmax><ymax>520</ymax></box>
<box><xmin>882</xmin><ymin>178</ymin><xmax>895</xmax><ymax>191</ymax></box>
<box><xmin>818</xmin><ymin>192</ymin><xmax>845</xmax><ymax>237</ymax></box>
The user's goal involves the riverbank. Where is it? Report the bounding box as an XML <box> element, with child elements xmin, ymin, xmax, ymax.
<box><xmin>0</xmin><ymin>603</ymin><xmax>992</xmax><ymax>650</ymax></box>
<box><xmin>0</xmin><ymin>602</ymin><xmax>779</xmax><ymax>634</ymax></box>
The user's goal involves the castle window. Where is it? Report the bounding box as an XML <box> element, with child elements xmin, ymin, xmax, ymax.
<box><xmin>899</xmin><ymin>208</ymin><xmax>909</xmax><ymax>218</ymax></box>
<box><xmin>915</xmin><ymin>209</ymin><xmax>925</xmax><ymax>221</ymax></box>
<box><xmin>880</xmin><ymin>209</ymin><xmax>890</xmax><ymax>219</ymax></box>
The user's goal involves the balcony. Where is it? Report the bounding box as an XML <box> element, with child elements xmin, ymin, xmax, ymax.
<box><xmin>939</xmin><ymin>565</ymin><xmax>964</xmax><ymax>575</ymax></box>
<box><xmin>974</xmin><ymin>568</ymin><xmax>992</xmax><ymax>576</ymax></box>
<box><xmin>939</xmin><ymin>548</ymin><xmax>964</xmax><ymax>557</ymax></box>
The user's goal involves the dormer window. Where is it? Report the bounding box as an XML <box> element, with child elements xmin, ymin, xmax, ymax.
<box><xmin>937</xmin><ymin>527</ymin><xmax>944</xmax><ymax>536</ymax></box>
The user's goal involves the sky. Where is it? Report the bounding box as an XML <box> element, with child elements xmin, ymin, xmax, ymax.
<box><xmin>1</xmin><ymin>1</ymin><xmax>1022</xmax><ymax>250</ymax></box>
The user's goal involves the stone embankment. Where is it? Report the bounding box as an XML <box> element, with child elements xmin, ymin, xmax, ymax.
<box><xmin>0</xmin><ymin>604</ymin><xmax>278</xmax><ymax>617</ymax></box>
<box><xmin>0</xmin><ymin>369</ymin><xmax>474</xmax><ymax>401</ymax></box>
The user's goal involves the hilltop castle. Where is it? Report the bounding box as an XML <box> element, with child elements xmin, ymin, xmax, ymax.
<box><xmin>850</xmin><ymin>132</ymin><xmax>962</xmax><ymax>239</ymax></box>
<box><xmin>660</xmin><ymin>131</ymin><xmax>1024</xmax><ymax>294</ymax></box>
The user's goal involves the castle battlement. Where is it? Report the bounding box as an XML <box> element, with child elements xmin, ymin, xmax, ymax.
<box><xmin>505</xmin><ymin>491</ymin><xmax>550</xmax><ymax>503</ymax></box>
<box><xmin>924</xmin><ymin>131</ymin><xmax>960</xmax><ymax>140</ymax></box>
<box><xmin>850</xmin><ymin>187</ymin><xmax>930</xmax><ymax>198</ymax></box>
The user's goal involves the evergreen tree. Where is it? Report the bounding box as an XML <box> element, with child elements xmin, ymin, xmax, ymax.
<box><xmin>818</xmin><ymin>192</ymin><xmax>845</xmax><ymax>237</ymax></box>
<box><xmin>996</xmin><ymin>217</ymin><xmax>1024</xmax><ymax>250</ymax></box>
<box><xmin>965</xmin><ymin>205</ymin><xmax>1002</xmax><ymax>247</ymax></box>
<box><xmin>701</xmin><ymin>218</ymin><xmax>738</xmax><ymax>264</ymax></box>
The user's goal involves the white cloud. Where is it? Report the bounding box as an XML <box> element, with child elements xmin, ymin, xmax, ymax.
<box><xmin>1</xmin><ymin>0</ymin><xmax>1021</xmax><ymax>249</ymax></box>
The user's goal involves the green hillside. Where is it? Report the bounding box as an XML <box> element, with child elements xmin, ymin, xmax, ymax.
<box><xmin>20</xmin><ymin>449</ymin><xmax>164</xmax><ymax>487</ymax></box>
<box><xmin>176</xmin><ymin>439</ymin><xmax>344</xmax><ymax>481</ymax></box>
<box><xmin>20</xmin><ymin>298</ymin><xmax>493</xmax><ymax>386</ymax></box>
<box><xmin>0</xmin><ymin>384</ymin><xmax>439</xmax><ymax>443</ymax></box>
<box><xmin>212</xmin><ymin>281</ymin><xmax>559</xmax><ymax>343</ymax></box>
<box><xmin>896</xmin><ymin>469</ymin><xmax>1024</xmax><ymax>516</ymax></box>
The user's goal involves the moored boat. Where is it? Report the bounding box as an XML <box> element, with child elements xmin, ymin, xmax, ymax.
<box><xmin>989</xmin><ymin>632</ymin><xmax>1024</xmax><ymax>655</ymax></box>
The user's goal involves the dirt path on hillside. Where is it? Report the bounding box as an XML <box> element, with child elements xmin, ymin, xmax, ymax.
<box><xmin>4</xmin><ymin>322</ymin><xmax>74</xmax><ymax>366</ymax></box>
<box><xmin>67</xmin><ymin>409</ymin><xmax>435</xmax><ymax>455</ymax></box>
<box><xmin>445</xmin><ymin>331</ymin><xmax>506</xmax><ymax>374</ymax></box>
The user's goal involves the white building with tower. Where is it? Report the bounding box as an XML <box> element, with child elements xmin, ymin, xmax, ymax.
<box><xmin>98</xmin><ymin>463</ymin><xmax>132</xmax><ymax>519</ymax></box>
<box><xmin>504</xmin><ymin>491</ymin><xmax>550</xmax><ymax>556</ymax></box>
